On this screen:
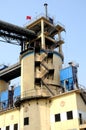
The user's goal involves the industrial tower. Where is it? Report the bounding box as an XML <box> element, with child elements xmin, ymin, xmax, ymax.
<box><xmin>0</xmin><ymin>4</ymin><xmax>86</xmax><ymax>130</ymax></box>
<box><xmin>19</xmin><ymin>15</ymin><xmax>65</xmax><ymax>129</ymax></box>
<box><xmin>0</xmin><ymin>10</ymin><xmax>65</xmax><ymax>129</ymax></box>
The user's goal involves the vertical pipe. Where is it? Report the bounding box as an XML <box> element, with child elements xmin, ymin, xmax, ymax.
<box><xmin>44</xmin><ymin>3</ymin><xmax>48</xmax><ymax>18</ymax></box>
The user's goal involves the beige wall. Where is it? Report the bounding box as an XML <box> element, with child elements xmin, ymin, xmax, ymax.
<box><xmin>50</xmin><ymin>90</ymin><xmax>81</xmax><ymax>130</ymax></box>
<box><xmin>21</xmin><ymin>51</ymin><xmax>35</xmax><ymax>98</ymax></box>
<box><xmin>0</xmin><ymin>89</ymin><xmax>86</xmax><ymax>130</ymax></box>
<box><xmin>50</xmin><ymin>91</ymin><xmax>77</xmax><ymax>113</ymax></box>
<box><xmin>50</xmin><ymin>119</ymin><xmax>79</xmax><ymax>130</ymax></box>
<box><xmin>76</xmin><ymin>93</ymin><xmax>86</xmax><ymax>124</ymax></box>
<box><xmin>20</xmin><ymin>99</ymin><xmax>50</xmax><ymax>130</ymax></box>
<box><xmin>76</xmin><ymin>93</ymin><xmax>86</xmax><ymax>111</ymax></box>
<box><xmin>53</xmin><ymin>52</ymin><xmax>62</xmax><ymax>85</ymax></box>
<box><xmin>0</xmin><ymin>80</ymin><xmax>9</xmax><ymax>92</ymax></box>
<box><xmin>0</xmin><ymin>108</ymin><xmax>19</xmax><ymax>128</ymax></box>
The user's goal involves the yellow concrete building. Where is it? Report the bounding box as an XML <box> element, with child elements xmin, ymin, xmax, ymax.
<box><xmin>0</xmin><ymin>13</ymin><xmax>86</xmax><ymax>130</ymax></box>
<box><xmin>50</xmin><ymin>90</ymin><xmax>86</xmax><ymax>130</ymax></box>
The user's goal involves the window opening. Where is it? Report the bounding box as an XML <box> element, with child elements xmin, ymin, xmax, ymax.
<box><xmin>55</xmin><ymin>113</ymin><xmax>61</xmax><ymax>122</ymax></box>
<box><xmin>67</xmin><ymin>111</ymin><xmax>73</xmax><ymax>120</ymax></box>
<box><xmin>24</xmin><ymin>117</ymin><xmax>29</xmax><ymax>125</ymax></box>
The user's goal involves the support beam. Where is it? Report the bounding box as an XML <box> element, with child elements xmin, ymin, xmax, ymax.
<box><xmin>41</xmin><ymin>19</ymin><xmax>45</xmax><ymax>49</ymax></box>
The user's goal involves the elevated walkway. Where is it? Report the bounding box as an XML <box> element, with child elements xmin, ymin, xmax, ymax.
<box><xmin>0</xmin><ymin>62</ymin><xmax>21</xmax><ymax>82</ymax></box>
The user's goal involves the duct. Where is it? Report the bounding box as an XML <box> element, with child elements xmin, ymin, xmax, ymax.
<box><xmin>0</xmin><ymin>20</ymin><xmax>36</xmax><ymax>39</ymax></box>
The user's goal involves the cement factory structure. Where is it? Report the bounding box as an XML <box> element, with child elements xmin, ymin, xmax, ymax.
<box><xmin>0</xmin><ymin>4</ymin><xmax>86</xmax><ymax>130</ymax></box>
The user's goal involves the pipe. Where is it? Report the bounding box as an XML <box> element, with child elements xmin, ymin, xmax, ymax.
<box><xmin>0</xmin><ymin>20</ymin><xmax>36</xmax><ymax>39</ymax></box>
<box><xmin>44</xmin><ymin>3</ymin><xmax>48</xmax><ymax>18</ymax></box>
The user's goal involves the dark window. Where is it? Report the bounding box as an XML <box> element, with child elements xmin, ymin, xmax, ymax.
<box><xmin>14</xmin><ymin>123</ymin><xmax>18</xmax><ymax>130</ymax></box>
<box><xmin>24</xmin><ymin>117</ymin><xmax>29</xmax><ymax>125</ymax></box>
<box><xmin>55</xmin><ymin>114</ymin><xmax>61</xmax><ymax>122</ymax></box>
<box><xmin>79</xmin><ymin>113</ymin><xmax>82</xmax><ymax>124</ymax></box>
<box><xmin>6</xmin><ymin>126</ymin><xmax>9</xmax><ymax>130</ymax></box>
<box><xmin>67</xmin><ymin>111</ymin><xmax>73</xmax><ymax>120</ymax></box>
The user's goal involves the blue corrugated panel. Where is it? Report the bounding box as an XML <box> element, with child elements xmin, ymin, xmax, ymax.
<box><xmin>60</xmin><ymin>77</ymin><xmax>74</xmax><ymax>91</ymax></box>
<box><xmin>14</xmin><ymin>86</ymin><xmax>20</xmax><ymax>97</ymax></box>
<box><xmin>60</xmin><ymin>66</ymin><xmax>75</xmax><ymax>91</ymax></box>
<box><xmin>60</xmin><ymin>66</ymin><xmax>73</xmax><ymax>81</ymax></box>
<box><xmin>1</xmin><ymin>90</ymin><xmax>8</xmax><ymax>101</ymax></box>
<box><xmin>1</xmin><ymin>90</ymin><xmax>8</xmax><ymax>109</ymax></box>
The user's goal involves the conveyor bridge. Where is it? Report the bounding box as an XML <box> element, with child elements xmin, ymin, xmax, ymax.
<box><xmin>0</xmin><ymin>19</ymin><xmax>37</xmax><ymax>81</ymax></box>
<box><xmin>0</xmin><ymin>20</ymin><xmax>37</xmax><ymax>51</ymax></box>
<box><xmin>0</xmin><ymin>62</ymin><xmax>21</xmax><ymax>82</ymax></box>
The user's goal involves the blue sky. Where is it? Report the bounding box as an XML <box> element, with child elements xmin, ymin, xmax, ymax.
<box><xmin>0</xmin><ymin>0</ymin><xmax>86</xmax><ymax>86</ymax></box>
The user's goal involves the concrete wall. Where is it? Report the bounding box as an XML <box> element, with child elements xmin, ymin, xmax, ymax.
<box><xmin>50</xmin><ymin>90</ymin><xmax>82</xmax><ymax>130</ymax></box>
<box><xmin>21</xmin><ymin>51</ymin><xmax>35</xmax><ymax>98</ymax></box>
<box><xmin>19</xmin><ymin>99</ymin><xmax>50</xmax><ymax>130</ymax></box>
<box><xmin>0</xmin><ymin>91</ymin><xmax>86</xmax><ymax>130</ymax></box>
<box><xmin>53</xmin><ymin>52</ymin><xmax>63</xmax><ymax>85</ymax></box>
<box><xmin>0</xmin><ymin>108</ymin><xmax>19</xmax><ymax>130</ymax></box>
<box><xmin>0</xmin><ymin>80</ymin><xmax>9</xmax><ymax>92</ymax></box>
<box><xmin>76</xmin><ymin>93</ymin><xmax>86</xmax><ymax>123</ymax></box>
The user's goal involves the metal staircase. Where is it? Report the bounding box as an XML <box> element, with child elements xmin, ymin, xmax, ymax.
<box><xmin>35</xmin><ymin>47</ymin><xmax>55</xmax><ymax>96</ymax></box>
